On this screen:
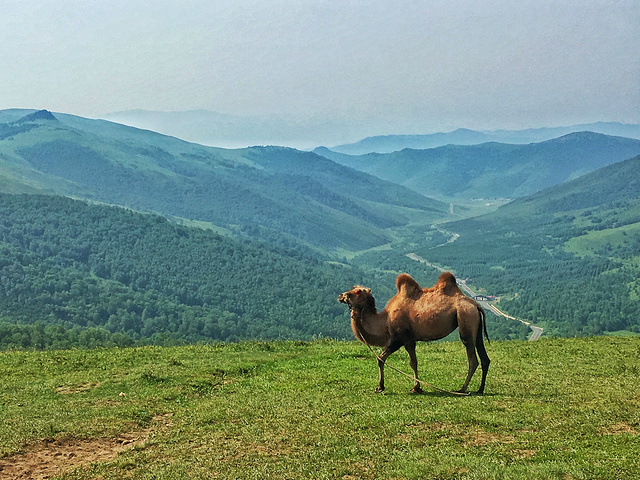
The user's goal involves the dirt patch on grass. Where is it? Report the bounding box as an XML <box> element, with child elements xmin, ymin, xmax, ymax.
<box><xmin>56</xmin><ymin>381</ymin><xmax>103</xmax><ymax>394</ymax></box>
<box><xmin>513</xmin><ymin>449</ymin><xmax>536</xmax><ymax>458</ymax></box>
<box><xmin>599</xmin><ymin>422</ymin><xmax>638</xmax><ymax>436</ymax></box>
<box><xmin>0</xmin><ymin>413</ymin><xmax>173</xmax><ymax>480</ymax></box>
<box><xmin>417</xmin><ymin>422</ymin><xmax>515</xmax><ymax>447</ymax></box>
<box><xmin>0</xmin><ymin>433</ymin><xmax>146</xmax><ymax>479</ymax></box>
<box><xmin>464</xmin><ymin>429</ymin><xmax>514</xmax><ymax>447</ymax></box>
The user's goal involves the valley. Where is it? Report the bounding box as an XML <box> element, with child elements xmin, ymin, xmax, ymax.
<box><xmin>1</xmin><ymin>109</ymin><xmax>640</xmax><ymax>347</ymax></box>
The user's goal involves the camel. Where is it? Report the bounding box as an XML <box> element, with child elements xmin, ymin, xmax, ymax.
<box><xmin>338</xmin><ymin>271</ymin><xmax>490</xmax><ymax>394</ymax></box>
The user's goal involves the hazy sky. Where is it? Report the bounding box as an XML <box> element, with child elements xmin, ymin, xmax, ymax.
<box><xmin>2</xmin><ymin>0</ymin><xmax>639</xmax><ymax>136</ymax></box>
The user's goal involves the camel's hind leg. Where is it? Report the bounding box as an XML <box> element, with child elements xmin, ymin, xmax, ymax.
<box><xmin>475</xmin><ymin>328</ymin><xmax>490</xmax><ymax>394</ymax></box>
<box><xmin>458</xmin><ymin>335</ymin><xmax>479</xmax><ymax>394</ymax></box>
<box><xmin>458</xmin><ymin>310</ymin><xmax>491</xmax><ymax>394</ymax></box>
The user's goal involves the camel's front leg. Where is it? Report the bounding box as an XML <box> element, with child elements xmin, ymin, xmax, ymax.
<box><xmin>376</xmin><ymin>339</ymin><xmax>403</xmax><ymax>393</ymax></box>
<box><xmin>405</xmin><ymin>342</ymin><xmax>423</xmax><ymax>394</ymax></box>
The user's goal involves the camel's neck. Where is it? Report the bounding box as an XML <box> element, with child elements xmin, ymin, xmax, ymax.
<box><xmin>350</xmin><ymin>304</ymin><xmax>389</xmax><ymax>348</ymax></box>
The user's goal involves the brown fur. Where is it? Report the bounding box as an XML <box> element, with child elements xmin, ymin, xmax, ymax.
<box><xmin>338</xmin><ymin>272</ymin><xmax>490</xmax><ymax>394</ymax></box>
<box><xmin>395</xmin><ymin>273</ymin><xmax>422</xmax><ymax>299</ymax></box>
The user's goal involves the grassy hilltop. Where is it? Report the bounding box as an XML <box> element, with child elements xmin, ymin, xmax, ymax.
<box><xmin>1</xmin><ymin>336</ymin><xmax>638</xmax><ymax>479</ymax></box>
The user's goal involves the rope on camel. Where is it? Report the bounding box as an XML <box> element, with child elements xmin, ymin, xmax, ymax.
<box><xmin>361</xmin><ymin>341</ymin><xmax>471</xmax><ymax>397</ymax></box>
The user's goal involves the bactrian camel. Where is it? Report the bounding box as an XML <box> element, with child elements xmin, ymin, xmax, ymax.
<box><xmin>338</xmin><ymin>271</ymin><xmax>490</xmax><ymax>394</ymax></box>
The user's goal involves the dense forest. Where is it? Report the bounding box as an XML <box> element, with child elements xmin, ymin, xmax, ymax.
<box><xmin>417</xmin><ymin>219</ymin><xmax>640</xmax><ymax>336</ymax></box>
<box><xmin>0</xmin><ymin>194</ymin><xmax>528</xmax><ymax>349</ymax></box>
<box><xmin>0</xmin><ymin>194</ymin><xmax>366</xmax><ymax>347</ymax></box>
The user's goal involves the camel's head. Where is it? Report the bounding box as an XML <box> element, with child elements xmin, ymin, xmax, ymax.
<box><xmin>338</xmin><ymin>285</ymin><xmax>375</xmax><ymax>311</ymax></box>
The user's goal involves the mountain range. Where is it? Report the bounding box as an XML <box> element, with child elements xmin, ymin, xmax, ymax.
<box><xmin>0</xmin><ymin>109</ymin><xmax>446</xmax><ymax>252</ymax></box>
<box><xmin>315</xmin><ymin>133</ymin><xmax>640</xmax><ymax>201</ymax></box>
<box><xmin>99</xmin><ymin>109</ymin><xmax>640</xmax><ymax>155</ymax></box>
<box><xmin>2</xmin><ymin>107</ymin><xmax>640</xmax><ymax>343</ymax></box>
<box><xmin>328</xmin><ymin>123</ymin><xmax>640</xmax><ymax>154</ymax></box>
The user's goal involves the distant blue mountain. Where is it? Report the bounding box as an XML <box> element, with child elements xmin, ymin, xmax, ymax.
<box><xmin>315</xmin><ymin>132</ymin><xmax>640</xmax><ymax>201</ymax></box>
<box><xmin>328</xmin><ymin>122</ymin><xmax>640</xmax><ymax>154</ymax></box>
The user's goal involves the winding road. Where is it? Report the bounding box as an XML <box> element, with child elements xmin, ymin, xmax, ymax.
<box><xmin>406</xmin><ymin>252</ymin><xmax>543</xmax><ymax>341</ymax></box>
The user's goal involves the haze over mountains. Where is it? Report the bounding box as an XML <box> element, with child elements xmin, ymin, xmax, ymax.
<box><xmin>101</xmin><ymin>109</ymin><xmax>360</xmax><ymax>150</ymax></box>
<box><xmin>101</xmin><ymin>109</ymin><xmax>640</xmax><ymax>154</ymax></box>
<box><xmin>328</xmin><ymin>122</ymin><xmax>640</xmax><ymax>155</ymax></box>
<box><xmin>2</xmin><ymin>107</ymin><xmax>640</xmax><ymax>344</ymax></box>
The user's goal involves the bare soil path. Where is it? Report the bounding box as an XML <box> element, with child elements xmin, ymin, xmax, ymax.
<box><xmin>0</xmin><ymin>413</ymin><xmax>172</xmax><ymax>480</ymax></box>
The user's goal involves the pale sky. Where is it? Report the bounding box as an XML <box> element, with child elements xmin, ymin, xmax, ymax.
<box><xmin>1</xmin><ymin>0</ymin><xmax>639</xmax><ymax>138</ymax></box>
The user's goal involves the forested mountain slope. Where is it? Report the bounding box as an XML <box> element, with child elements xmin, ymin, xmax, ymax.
<box><xmin>0</xmin><ymin>194</ymin><xmax>402</xmax><ymax>347</ymax></box>
<box><xmin>0</xmin><ymin>109</ymin><xmax>447</xmax><ymax>253</ymax></box>
<box><xmin>0</xmin><ymin>193</ymin><xmax>530</xmax><ymax>348</ymax></box>
<box><xmin>315</xmin><ymin>133</ymin><xmax>640</xmax><ymax>200</ymax></box>
<box><xmin>408</xmin><ymin>154</ymin><xmax>640</xmax><ymax>336</ymax></box>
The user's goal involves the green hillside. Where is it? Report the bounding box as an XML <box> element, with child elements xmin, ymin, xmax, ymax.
<box><xmin>0</xmin><ymin>109</ymin><xmax>447</xmax><ymax>252</ymax></box>
<box><xmin>402</xmin><ymin>155</ymin><xmax>640</xmax><ymax>336</ymax></box>
<box><xmin>1</xmin><ymin>337</ymin><xmax>639</xmax><ymax>479</ymax></box>
<box><xmin>0</xmin><ymin>193</ymin><xmax>530</xmax><ymax>348</ymax></box>
<box><xmin>315</xmin><ymin>132</ymin><xmax>640</xmax><ymax>201</ymax></box>
<box><xmin>0</xmin><ymin>193</ymin><xmax>531</xmax><ymax>348</ymax></box>
<box><xmin>0</xmin><ymin>194</ymin><xmax>380</xmax><ymax>346</ymax></box>
<box><xmin>2</xmin><ymin>108</ymin><xmax>639</xmax><ymax>344</ymax></box>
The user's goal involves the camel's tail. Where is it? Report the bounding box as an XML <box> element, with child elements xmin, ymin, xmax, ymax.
<box><xmin>478</xmin><ymin>306</ymin><xmax>490</xmax><ymax>343</ymax></box>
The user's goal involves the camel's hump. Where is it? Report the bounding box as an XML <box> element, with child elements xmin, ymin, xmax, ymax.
<box><xmin>436</xmin><ymin>271</ymin><xmax>460</xmax><ymax>295</ymax></box>
<box><xmin>396</xmin><ymin>273</ymin><xmax>422</xmax><ymax>296</ymax></box>
<box><xmin>438</xmin><ymin>271</ymin><xmax>457</xmax><ymax>285</ymax></box>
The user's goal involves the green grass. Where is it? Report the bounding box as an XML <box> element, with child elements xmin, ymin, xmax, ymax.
<box><xmin>1</xmin><ymin>337</ymin><xmax>639</xmax><ymax>479</ymax></box>
<box><xmin>564</xmin><ymin>222</ymin><xmax>640</xmax><ymax>257</ymax></box>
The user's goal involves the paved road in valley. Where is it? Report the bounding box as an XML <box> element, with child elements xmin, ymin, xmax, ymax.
<box><xmin>406</xmin><ymin>253</ymin><xmax>543</xmax><ymax>341</ymax></box>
